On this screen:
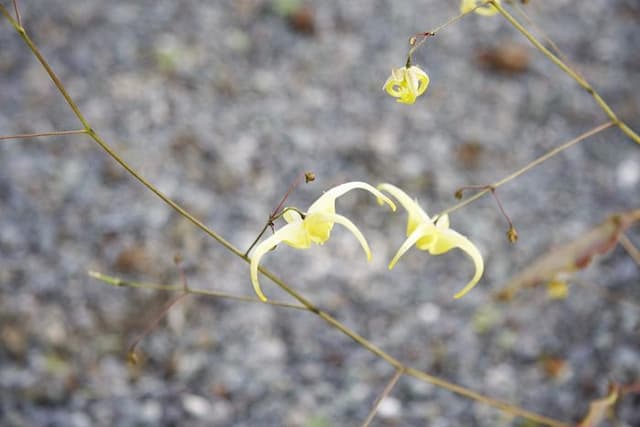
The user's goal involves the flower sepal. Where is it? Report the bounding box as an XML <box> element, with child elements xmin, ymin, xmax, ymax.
<box><xmin>378</xmin><ymin>183</ymin><xmax>485</xmax><ymax>299</ymax></box>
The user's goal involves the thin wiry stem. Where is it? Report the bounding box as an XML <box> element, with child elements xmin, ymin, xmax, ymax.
<box><xmin>618</xmin><ymin>233</ymin><xmax>640</xmax><ymax>266</ymax></box>
<box><xmin>244</xmin><ymin>207</ymin><xmax>306</xmax><ymax>256</ymax></box>
<box><xmin>244</xmin><ymin>221</ymin><xmax>273</xmax><ymax>257</ymax></box>
<box><xmin>491</xmin><ymin>123</ymin><xmax>614</xmax><ymax>188</ymax></box>
<box><xmin>88</xmin><ymin>271</ymin><xmax>307</xmax><ymax>311</ymax></box>
<box><xmin>440</xmin><ymin>121</ymin><xmax>614</xmax><ymax>217</ymax></box>
<box><xmin>490</xmin><ymin>1</ymin><xmax>640</xmax><ymax>145</ymax></box>
<box><xmin>0</xmin><ymin>6</ymin><xmax>573</xmax><ymax>425</ymax></box>
<box><xmin>11</xmin><ymin>0</ymin><xmax>21</xmax><ymax>28</ymax></box>
<box><xmin>244</xmin><ymin>171</ymin><xmax>309</xmax><ymax>256</ymax></box>
<box><xmin>126</xmin><ymin>258</ymin><xmax>193</xmax><ymax>360</ymax></box>
<box><xmin>0</xmin><ymin>8</ymin><xmax>89</xmax><ymax>129</ymax></box>
<box><xmin>0</xmin><ymin>129</ymin><xmax>87</xmax><ymax>141</ymax></box>
<box><xmin>91</xmin><ymin>267</ymin><xmax>571</xmax><ymax>426</ymax></box>
<box><xmin>0</xmin><ymin>7</ymin><xmax>246</xmax><ymax>260</ymax></box>
<box><xmin>405</xmin><ymin>366</ymin><xmax>569</xmax><ymax>427</ymax></box>
<box><xmin>360</xmin><ymin>368</ymin><xmax>404</xmax><ymax>427</ymax></box>
<box><xmin>456</xmin><ymin>184</ymin><xmax>517</xmax><ymax>241</ymax></box>
<box><xmin>128</xmin><ymin>292</ymin><xmax>189</xmax><ymax>361</ymax></box>
<box><xmin>510</xmin><ymin>0</ymin><xmax>584</xmax><ymax>81</ymax></box>
<box><xmin>407</xmin><ymin>0</ymin><xmax>492</xmax><ymax>64</ymax></box>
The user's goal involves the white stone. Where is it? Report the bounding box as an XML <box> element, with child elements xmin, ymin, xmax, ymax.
<box><xmin>377</xmin><ymin>396</ymin><xmax>402</xmax><ymax>419</ymax></box>
<box><xmin>182</xmin><ymin>394</ymin><xmax>213</xmax><ymax>419</ymax></box>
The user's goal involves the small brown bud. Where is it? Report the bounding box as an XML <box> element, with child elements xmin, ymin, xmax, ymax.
<box><xmin>507</xmin><ymin>226</ymin><xmax>518</xmax><ymax>243</ymax></box>
<box><xmin>127</xmin><ymin>350</ymin><xmax>139</xmax><ymax>365</ymax></box>
<box><xmin>454</xmin><ymin>189</ymin><xmax>464</xmax><ymax>200</ymax></box>
<box><xmin>304</xmin><ymin>172</ymin><xmax>315</xmax><ymax>183</ymax></box>
<box><xmin>494</xmin><ymin>289</ymin><xmax>514</xmax><ymax>302</ymax></box>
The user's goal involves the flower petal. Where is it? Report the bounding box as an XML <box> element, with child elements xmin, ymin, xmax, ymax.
<box><xmin>432</xmin><ymin>228</ymin><xmax>484</xmax><ymax>299</ymax></box>
<box><xmin>383</xmin><ymin>68</ymin><xmax>406</xmax><ymax>96</ymax></box>
<box><xmin>388</xmin><ymin>222</ymin><xmax>434</xmax><ymax>269</ymax></box>
<box><xmin>406</xmin><ymin>66</ymin><xmax>430</xmax><ymax>98</ymax></box>
<box><xmin>477</xmin><ymin>0</ymin><xmax>500</xmax><ymax>16</ymax></box>
<box><xmin>434</xmin><ymin>213</ymin><xmax>450</xmax><ymax>230</ymax></box>
<box><xmin>283</xmin><ymin>208</ymin><xmax>303</xmax><ymax>224</ymax></box>
<box><xmin>460</xmin><ymin>0</ymin><xmax>476</xmax><ymax>13</ymax></box>
<box><xmin>409</xmin><ymin>66</ymin><xmax>430</xmax><ymax>96</ymax></box>
<box><xmin>384</xmin><ymin>82</ymin><xmax>403</xmax><ymax>97</ymax></box>
<box><xmin>474</xmin><ymin>4</ymin><xmax>499</xmax><ymax>16</ymax></box>
<box><xmin>308</xmin><ymin>181</ymin><xmax>396</xmax><ymax>215</ymax></box>
<box><xmin>311</xmin><ymin>212</ymin><xmax>373</xmax><ymax>261</ymax></box>
<box><xmin>461</xmin><ymin>0</ymin><xmax>500</xmax><ymax>16</ymax></box>
<box><xmin>397</xmin><ymin>90</ymin><xmax>417</xmax><ymax>104</ymax></box>
<box><xmin>250</xmin><ymin>222</ymin><xmax>310</xmax><ymax>301</ymax></box>
<box><xmin>377</xmin><ymin>183</ymin><xmax>430</xmax><ymax>235</ymax></box>
<box><xmin>384</xmin><ymin>77</ymin><xmax>403</xmax><ymax>97</ymax></box>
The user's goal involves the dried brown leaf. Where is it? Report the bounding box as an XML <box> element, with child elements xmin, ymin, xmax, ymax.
<box><xmin>494</xmin><ymin>210</ymin><xmax>640</xmax><ymax>300</ymax></box>
<box><xmin>577</xmin><ymin>385</ymin><xmax>619</xmax><ymax>427</ymax></box>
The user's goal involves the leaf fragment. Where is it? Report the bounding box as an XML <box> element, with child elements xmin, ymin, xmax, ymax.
<box><xmin>494</xmin><ymin>210</ymin><xmax>640</xmax><ymax>300</ymax></box>
<box><xmin>577</xmin><ymin>384</ymin><xmax>619</xmax><ymax>427</ymax></box>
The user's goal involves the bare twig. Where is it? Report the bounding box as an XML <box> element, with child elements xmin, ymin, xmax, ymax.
<box><xmin>127</xmin><ymin>292</ymin><xmax>189</xmax><ymax>362</ymax></box>
<box><xmin>12</xmin><ymin>0</ymin><xmax>21</xmax><ymax>28</ymax></box>
<box><xmin>455</xmin><ymin>184</ymin><xmax>517</xmax><ymax>242</ymax></box>
<box><xmin>491</xmin><ymin>1</ymin><xmax>640</xmax><ymax>144</ymax></box>
<box><xmin>510</xmin><ymin>0</ymin><xmax>584</xmax><ymax>81</ymax></box>
<box><xmin>244</xmin><ymin>171</ymin><xmax>314</xmax><ymax>256</ymax></box>
<box><xmin>441</xmin><ymin>121</ymin><xmax>614</xmax><ymax>217</ymax></box>
<box><xmin>406</xmin><ymin>0</ymin><xmax>493</xmax><ymax>64</ymax></box>
<box><xmin>88</xmin><ymin>271</ymin><xmax>307</xmax><ymax>311</ymax></box>
<box><xmin>0</xmin><ymin>129</ymin><xmax>87</xmax><ymax>141</ymax></box>
<box><xmin>360</xmin><ymin>368</ymin><xmax>404</xmax><ymax>427</ymax></box>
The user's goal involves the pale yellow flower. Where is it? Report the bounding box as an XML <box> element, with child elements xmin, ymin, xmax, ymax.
<box><xmin>250</xmin><ymin>182</ymin><xmax>396</xmax><ymax>301</ymax></box>
<box><xmin>378</xmin><ymin>183</ymin><xmax>484</xmax><ymax>299</ymax></box>
<box><xmin>460</xmin><ymin>0</ymin><xmax>500</xmax><ymax>16</ymax></box>
<box><xmin>383</xmin><ymin>65</ymin><xmax>430</xmax><ymax>104</ymax></box>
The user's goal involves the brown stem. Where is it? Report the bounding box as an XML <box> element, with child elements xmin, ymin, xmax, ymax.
<box><xmin>1</xmin><ymin>6</ymin><xmax>574</xmax><ymax>424</ymax></box>
<box><xmin>0</xmin><ymin>129</ymin><xmax>87</xmax><ymax>141</ymax></box>
<box><xmin>441</xmin><ymin>122</ymin><xmax>614</xmax><ymax>217</ymax></box>
<box><xmin>244</xmin><ymin>171</ymin><xmax>313</xmax><ymax>256</ymax></box>
<box><xmin>128</xmin><ymin>292</ymin><xmax>189</xmax><ymax>362</ymax></box>
<box><xmin>12</xmin><ymin>0</ymin><xmax>21</xmax><ymax>27</ymax></box>
<box><xmin>89</xmin><ymin>271</ymin><xmax>306</xmax><ymax>311</ymax></box>
<box><xmin>244</xmin><ymin>220</ymin><xmax>274</xmax><ymax>257</ymax></box>
<box><xmin>491</xmin><ymin>0</ymin><xmax>640</xmax><ymax>145</ymax></box>
<box><xmin>360</xmin><ymin>368</ymin><xmax>404</xmax><ymax>427</ymax></box>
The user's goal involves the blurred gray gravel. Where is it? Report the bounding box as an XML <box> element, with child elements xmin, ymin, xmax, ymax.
<box><xmin>1</xmin><ymin>1</ymin><xmax>639</xmax><ymax>426</ymax></box>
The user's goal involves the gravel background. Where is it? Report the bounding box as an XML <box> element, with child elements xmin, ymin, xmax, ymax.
<box><xmin>1</xmin><ymin>1</ymin><xmax>639</xmax><ymax>426</ymax></box>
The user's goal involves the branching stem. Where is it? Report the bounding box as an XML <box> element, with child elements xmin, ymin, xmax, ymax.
<box><xmin>490</xmin><ymin>1</ymin><xmax>640</xmax><ymax>144</ymax></box>
<box><xmin>360</xmin><ymin>368</ymin><xmax>404</xmax><ymax>427</ymax></box>
<box><xmin>89</xmin><ymin>271</ymin><xmax>307</xmax><ymax>310</ymax></box>
<box><xmin>440</xmin><ymin>121</ymin><xmax>614</xmax><ymax>217</ymax></box>
<box><xmin>244</xmin><ymin>172</ymin><xmax>311</xmax><ymax>256</ymax></box>
<box><xmin>0</xmin><ymin>4</ymin><xmax>607</xmax><ymax>425</ymax></box>
<box><xmin>11</xmin><ymin>0</ymin><xmax>20</xmax><ymax>27</ymax></box>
